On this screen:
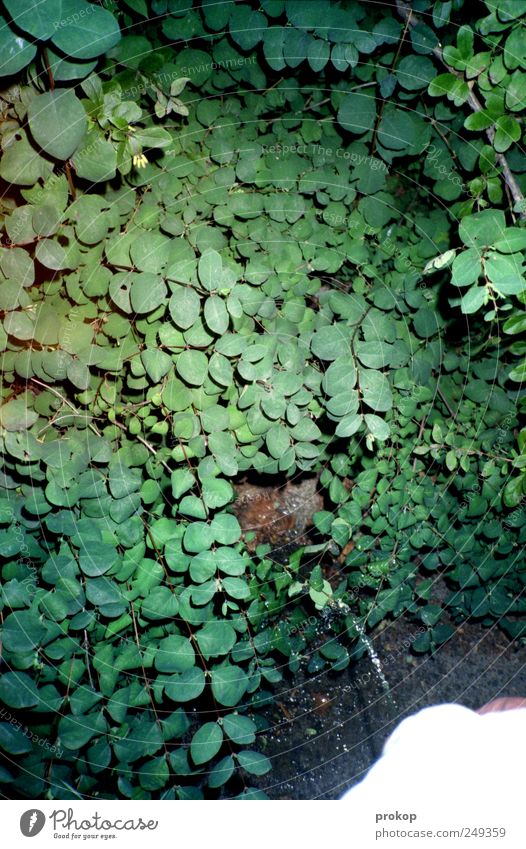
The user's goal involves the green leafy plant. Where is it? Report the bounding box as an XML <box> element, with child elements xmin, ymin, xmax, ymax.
<box><xmin>1</xmin><ymin>0</ymin><xmax>526</xmax><ymax>800</ymax></box>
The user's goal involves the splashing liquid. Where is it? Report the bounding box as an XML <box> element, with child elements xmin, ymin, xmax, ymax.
<box><xmin>348</xmin><ymin>611</ymin><xmax>398</xmax><ymax>716</ymax></box>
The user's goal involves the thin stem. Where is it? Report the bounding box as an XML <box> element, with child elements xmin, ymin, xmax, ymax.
<box><xmin>83</xmin><ymin>630</ymin><xmax>94</xmax><ymax>689</ymax></box>
<box><xmin>112</xmin><ymin>419</ymin><xmax>173</xmax><ymax>473</ymax></box>
<box><xmin>30</xmin><ymin>377</ymin><xmax>103</xmax><ymax>437</ymax></box>
<box><xmin>371</xmin><ymin>8</ymin><xmax>412</xmax><ymax>156</ymax></box>
<box><xmin>437</xmin><ymin>385</ymin><xmax>457</xmax><ymax>421</ymax></box>
<box><xmin>129</xmin><ymin>599</ymin><xmax>171</xmax><ymax>762</ymax></box>
<box><xmin>42</xmin><ymin>47</ymin><xmax>55</xmax><ymax>91</ymax></box>
<box><xmin>413</xmin><ymin>414</ymin><xmax>429</xmax><ymax>472</ymax></box>
<box><xmin>396</xmin><ymin>0</ymin><xmax>526</xmax><ymax>217</ymax></box>
<box><xmin>65</xmin><ymin>161</ymin><xmax>76</xmax><ymax>200</ymax></box>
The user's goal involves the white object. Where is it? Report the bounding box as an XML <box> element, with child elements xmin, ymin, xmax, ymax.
<box><xmin>340</xmin><ymin>703</ymin><xmax>526</xmax><ymax>842</ymax></box>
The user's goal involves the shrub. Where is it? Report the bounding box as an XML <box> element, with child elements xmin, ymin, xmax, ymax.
<box><xmin>0</xmin><ymin>0</ymin><xmax>525</xmax><ymax>799</ymax></box>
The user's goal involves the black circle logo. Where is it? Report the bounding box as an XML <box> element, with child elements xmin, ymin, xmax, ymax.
<box><xmin>20</xmin><ymin>810</ymin><xmax>46</xmax><ymax>837</ymax></box>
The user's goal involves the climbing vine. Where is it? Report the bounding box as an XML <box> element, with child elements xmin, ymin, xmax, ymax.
<box><xmin>0</xmin><ymin>0</ymin><xmax>525</xmax><ymax>800</ymax></box>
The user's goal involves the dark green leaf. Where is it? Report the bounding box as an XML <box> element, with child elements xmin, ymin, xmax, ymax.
<box><xmin>4</xmin><ymin>0</ymin><xmax>62</xmax><ymax>39</ymax></box>
<box><xmin>0</xmin><ymin>18</ymin><xmax>37</xmax><ymax>76</ymax></box>
<box><xmin>223</xmin><ymin>713</ymin><xmax>257</xmax><ymax>745</ymax></box>
<box><xmin>0</xmin><ymin>671</ymin><xmax>39</xmax><ymax>708</ymax></box>
<box><xmin>51</xmin><ymin>1</ymin><xmax>121</xmax><ymax>59</ymax></box>
<box><xmin>190</xmin><ymin>721</ymin><xmax>223</xmax><ymax>765</ymax></box>
<box><xmin>28</xmin><ymin>91</ymin><xmax>87</xmax><ymax>160</ymax></box>
<box><xmin>237</xmin><ymin>750</ymin><xmax>272</xmax><ymax>776</ymax></box>
<box><xmin>211</xmin><ymin>664</ymin><xmax>249</xmax><ymax>707</ymax></box>
<box><xmin>338</xmin><ymin>91</ymin><xmax>376</xmax><ymax>134</ymax></box>
<box><xmin>196</xmin><ymin>622</ymin><xmax>237</xmax><ymax>658</ymax></box>
<box><xmin>155</xmin><ymin>635</ymin><xmax>195</xmax><ymax>673</ymax></box>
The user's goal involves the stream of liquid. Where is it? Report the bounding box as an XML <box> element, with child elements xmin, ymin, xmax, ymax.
<box><xmin>349</xmin><ymin>612</ymin><xmax>398</xmax><ymax>715</ymax></box>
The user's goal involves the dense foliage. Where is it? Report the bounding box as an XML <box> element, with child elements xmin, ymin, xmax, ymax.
<box><xmin>0</xmin><ymin>0</ymin><xmax>525</xmax><ymax>799</ymax></box>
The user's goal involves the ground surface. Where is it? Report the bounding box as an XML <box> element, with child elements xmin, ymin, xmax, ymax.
<box><xmin>250</xmin><ymin>614</ymin><xmax>526</xmax><ymax>800</ymax></box>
